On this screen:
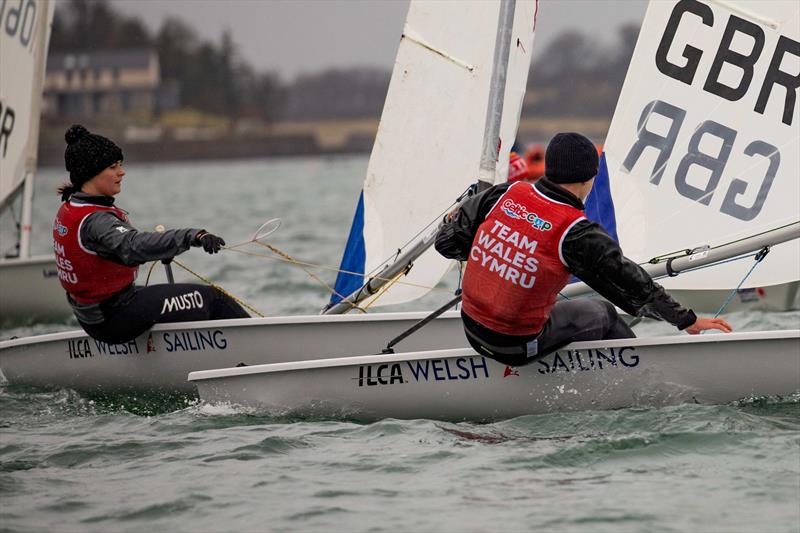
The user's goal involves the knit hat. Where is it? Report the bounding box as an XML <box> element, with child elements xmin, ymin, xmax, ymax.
<box><xmin>64</xmin><ymin>124</ymin><xmax>123</xmax><ymax>187</ymax></box>
<box><xmin>507</xmin><ymin>152</ymin><xmax>532</xmax><ymax>183</ymax></box>
<box><xmin>544</xmin><ymin>132</ymin><xmax>598</xmax><ymax>184</ymax></box>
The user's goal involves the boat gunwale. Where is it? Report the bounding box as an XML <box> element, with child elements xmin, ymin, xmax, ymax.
<box><xmin>0</xmin><ymin>310</ymin><xmax>464</xmax><ymax>348</ymax></box>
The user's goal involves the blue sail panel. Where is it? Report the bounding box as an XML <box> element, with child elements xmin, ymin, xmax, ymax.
<box><xmin>568</xmin><ymin>152</ymin><xmax>618</xmax><ymax>286</ymax></box>
<box><xmin>329</xmin><ymin>191</ymin><xmax>366</xmax><ymax>306</ymax></box>
<box><xmin>584</xmin><ymin>152</ymin><xmax>619</xmax><ymax>242</ymax></box>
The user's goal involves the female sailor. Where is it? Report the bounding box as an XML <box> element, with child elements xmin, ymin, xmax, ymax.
<box><xmin>53</xmin><ymin>125</ymin><xmax>249</xmax><ymax>344</ymax></box>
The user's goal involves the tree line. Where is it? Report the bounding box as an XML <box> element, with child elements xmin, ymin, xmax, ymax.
<box><xmin>50</xmin><ymin>0</ymin><xmax>638</xmax><ymax>123</ymax></box>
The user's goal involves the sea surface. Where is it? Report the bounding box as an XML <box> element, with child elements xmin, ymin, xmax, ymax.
<box><xmin>1</xmin><ymin>156</ymin><xmax>799</xmax><ymax>532</ymax></box>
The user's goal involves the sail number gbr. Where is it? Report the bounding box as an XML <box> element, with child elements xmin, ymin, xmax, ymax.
<box><xmin>1</xmin><ymin>0</ymin><xmax>39</xmax><ymax>47</ymax></box>
<box><xmin>623</xmin><ymin>0</ymin><xmax>799</xmax><ymax>222</ymax></box>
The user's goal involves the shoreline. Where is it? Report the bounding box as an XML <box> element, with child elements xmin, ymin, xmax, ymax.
<box><xmin>38</xmin><ymin>116</ymin><xmax>610</xmax><ymax>166</ymax></box>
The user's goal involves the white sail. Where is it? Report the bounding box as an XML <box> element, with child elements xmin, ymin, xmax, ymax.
<box><xmin>603</xmin><ymin>0</ymin><xmax>799</xmax><ymax>290</ymax></box>
<box><xmin>0</xmin><ymin>0</ymin><xmax>54</xmax><ymax>209</ymax></box>
<box><xmin>359</xmin><ymin>0</ymin><xmax>536</xmax><ymax>307</ymax></box>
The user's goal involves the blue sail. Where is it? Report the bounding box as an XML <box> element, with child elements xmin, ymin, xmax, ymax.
<box><xmin>568</xmin><ymin>152</ymin><xmax>619</xmax><ymax>286</ymax></box>
<box><xmin>584</xmin><ymin>152</ymin><xmax>619</xmax><ymax>241</ymax></box>
<box><xmin>329</xmin><ymin>191</ymin><xmax>366</xmax><ymax>306</ymax></box>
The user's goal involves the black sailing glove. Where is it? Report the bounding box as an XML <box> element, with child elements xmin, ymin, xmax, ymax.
<box><xmin>194</xmin><ymin>230</ymin><xmax>226</xmax><ymax>254</ymax></box>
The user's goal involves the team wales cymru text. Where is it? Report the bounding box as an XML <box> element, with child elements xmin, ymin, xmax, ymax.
<box><xmin>470</xmin><ymin>220</ymin><xmax>539</xmax><ymax>288</ymax></box>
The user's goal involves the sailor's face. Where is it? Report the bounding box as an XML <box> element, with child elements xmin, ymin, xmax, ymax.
<box><xmin>84</xmin><ymin>161</ymin><xmax>125</xmax><ymax>197</ymax></box>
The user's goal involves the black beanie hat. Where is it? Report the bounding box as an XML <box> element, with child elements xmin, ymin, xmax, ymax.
<box><xmin>64</xmin><ymin>124</ymin><xmax>123</xmax><ymax>187</ymax></box>
<box><xmin>544</xmin><ymin>132</ymin><xmax>598</xmax><ymax>184</ymax></box>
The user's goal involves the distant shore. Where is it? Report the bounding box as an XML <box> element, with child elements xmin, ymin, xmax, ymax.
<box><xmin>38</xmin><ymin>116</ymin><xmax>610</xmax><ymax>166</ymax></box>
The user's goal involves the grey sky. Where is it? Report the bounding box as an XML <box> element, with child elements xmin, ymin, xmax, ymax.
<box><xmin>112</xmin><ymin>0</ymin><xmax>648</xmax><ymax>82</ymax></box>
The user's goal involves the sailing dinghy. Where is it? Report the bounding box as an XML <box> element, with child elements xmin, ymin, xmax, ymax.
<box><xmin>0</xmin><ymin>0</ymin><xmax>536</xmax><ymax>393</ymax></box>
<box><xmin>188</xmin><ymin>226</ymin><xmax>800</xmax><ymax>420</ymax></box>
<box><xmin>0</xmin><ymin>0</ymin><xmax>69</xmax><ymax>323</ymax></box>
<box><xmin>189</xmin><ymin>330</ymin><xmax>800</xmax><ymax>422</ymax></box>
<box><xmin>189</xmin><ymin>0</ymin><xmax>800</xmax><ymax>418</ymax></box>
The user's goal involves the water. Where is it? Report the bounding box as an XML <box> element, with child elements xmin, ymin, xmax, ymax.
<box><xmin>2</xmin><ymin>156</ymin><xmax>799</xmax><ymax>532</ymax></box>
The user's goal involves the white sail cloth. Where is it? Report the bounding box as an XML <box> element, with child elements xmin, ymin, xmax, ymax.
<box><xmin>0</xmin><ymin>0</ymin><xmax>54</xmax><ymax>208</ymax></box>
<box><xmin>603</xmin><ymin>0</ymin><xmax>799</xmax><ymax>290</ymax></box>
<box><xmin>360</xmin><ymin>0</ymin><xmax>537</xmax><ymax>307</ymax></box>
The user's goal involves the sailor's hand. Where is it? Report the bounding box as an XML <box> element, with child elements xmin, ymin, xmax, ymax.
<box><xmin>195</xmin><ymin>231</ymin><xmax>226</xmax><ymax>254</ymax></box>
<box><xmin>685</xmin><ymin>317</ymin><xmax>733</xmax><ymax>335</ymax></box>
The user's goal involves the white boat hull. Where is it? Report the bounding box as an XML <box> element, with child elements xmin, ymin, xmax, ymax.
<box><xmin>189</xmin><ymin>331</ymin><xmax>800</xmax><ymax>421</ymax></box>
<box><xmin>0</xmin><ymin>311</ymin><xmax>467</xmax><ymax>394</ymax></box>
<box><xmin>0</xmin><ymin>255</ymin><xmax>71</xmax><ymax>324</ymax></box>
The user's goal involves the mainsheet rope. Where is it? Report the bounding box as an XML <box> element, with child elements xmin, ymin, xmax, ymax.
<box><xmin>712</xmin><ymin>246</ymin><xmax>770</xmax><ymax>318</ymax></box>
<box><xmin>171</xmin><ymin>258</ymin><xmax>266</xmax><ymax>317</ymax></box>
<box><xmin>144</xmin><ymin>237</ymin><xmax>457</xmax><ymax>317</ymax></box>
<box><xmin>143</xmin><ymin>256</ymin><xmax>266</xmax><ymax>317</ymax></box>
<box><xmin>225</xmin><ymin>242</ymin><xmax>455</xmax><ymax>293</ymax></box>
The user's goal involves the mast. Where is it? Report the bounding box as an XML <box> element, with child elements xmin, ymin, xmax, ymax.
<box><xmin>13</xmin><ymin>0</ymin><xmax>52</xmax><ymax>259</ymax></box>
<box><xmin>324</xmin><ymin>0</ymin><xmax>516</xmax><ymax>315</ymax></box>
<box><xmin>477</xmin><ymin>0</ymin><xmax>515</xmax><ymax>187</ymax></box>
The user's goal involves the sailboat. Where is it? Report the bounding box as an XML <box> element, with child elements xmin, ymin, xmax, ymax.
<box><xmin>1</xmin><ymin>0</ymin><xmax>797</xmax><ymax>415</ymax></box>
<box><xmin>187</xmin><ymin>0</ymin><xmax>800</xmax><ymax>419</ymax></box>
<box><xmin>0</xmin><ymin>0</ymin><xmax>535</xmax><ymax>392</ymax></box>
<box><xmin>0</xmin><ymin>0</ymin><xmax>69</xmax><ymax>324</ymax></box>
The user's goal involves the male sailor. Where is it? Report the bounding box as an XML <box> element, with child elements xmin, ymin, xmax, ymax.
<box><xmin>435</xmin><ymin>132</ymin><xmax>732</xmax><ymax>367</ymax></box>
<box><xmin>53</xmin><ymin>125</ymin><xmax>249</xmax><ymax>344</ymax></box>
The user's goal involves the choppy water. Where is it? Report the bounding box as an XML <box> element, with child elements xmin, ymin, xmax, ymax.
<box><xmin>2</xmin><ymin>156</ymin><xmax>799</xmax><ymax>532</ymax></box>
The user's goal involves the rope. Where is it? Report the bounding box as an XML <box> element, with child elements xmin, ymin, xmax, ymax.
<box><xmin>156</xmin><ymin>188</ymin><xmax>479</xmax><ymax>314</ymax></box>
<box><xmin>143</xmin><ymin>260</ymin><xmax>159</xmax><ymax>286</ymax></box>
<box><xmin>255</xmin><ymin>241</ymin><xmax>373</xmax><ymax>314</ymax></box>
<box><xmin>712</xmin><ymin>246</ymin><xmax>770</xmax><ymax>318</ymax></box>
<box><xmin>223</xmin><ymin>243</ymin><xmax>454</xmax><ymax>294</ymax></box>
<box><xmin>253</xmin><ymin>242</ymin><xmax>345</xmax><ymax>301</ymax></box>
<box><xmin>171</xmin><ymin>258</ymin><xmax>266</xmax><ymax>317</ymax></box>
<box><xmin>360</xmin><ymin>266</ymin><xmax>410</xmax><ymax>312</ymax></box>
<box><xmin>199</xmin><ymin>183</ymin><xmax>476</xmax><ymax>311</ymax></box>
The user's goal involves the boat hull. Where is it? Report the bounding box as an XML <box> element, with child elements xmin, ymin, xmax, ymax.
<box><xmin>189</xmin><ymin>331</ymin><xmax>800</xmax><ymax>421</ymax></box>
<box><xmin>0</xmin><ymin>255</ymin><xmax>71</xmax><ymax>324</ymax></box>
<box><xmin>0</xmin><ymin>311</ymin><xmax>467</xmax><ymax>394</ymax></box>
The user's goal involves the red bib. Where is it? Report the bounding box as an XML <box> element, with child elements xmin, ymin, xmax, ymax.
<box><xmin>461</xmin><ymin>182</ymin><xmax>585</xmax><ymax>335</ymax></box>
<box><xmin>53</xmin><ymin>200</ymin><xmax>138</xmax><ymax>304</ymax></box>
